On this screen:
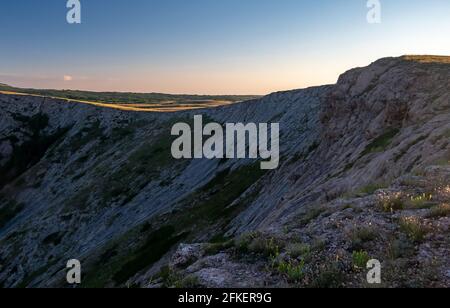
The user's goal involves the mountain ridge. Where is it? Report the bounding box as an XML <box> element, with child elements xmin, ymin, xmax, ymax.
<box><xmin>0</xmin><ymin>55</ymin><xmax>449</xmax><ymax>288</ymax></box>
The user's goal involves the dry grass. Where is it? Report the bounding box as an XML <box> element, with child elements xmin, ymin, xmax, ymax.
<box><xmin>399</xmin><ymin>217</ymin><xmax>428</xmax><ymax>242</ymax></box>
<box><xmin>0</xmin><ymin>91</ymin><xmax>234</xmax><ymax>113</ymax></box>
<box><xmin>427</xmin><ymin>204</ymin><xmax>450</xmax><ymax>219</ymax></box>
<box><xmin>401</xmin><ymin>55</ymin><xmax>450</xmax><ymax>64</ymax></box>
<box><xmin>378</xmin><ymin>192</ymin><xmax>404</xmax><ymax>212</ymax></box>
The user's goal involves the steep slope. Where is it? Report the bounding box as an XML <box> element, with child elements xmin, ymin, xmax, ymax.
<box><xmin>0</xmin><ymin>56</ymin><xmax>448</xmax><ymax>288</ymax></box>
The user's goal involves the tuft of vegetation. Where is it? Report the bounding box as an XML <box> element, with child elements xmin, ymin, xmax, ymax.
<box><xmin>352</xmin><ymin>250</ymin><xmax>370</xmax><ymax>269</ymax></box>
<box><xmin>177</xmin><ymin>163</ymin><xmax>267</xmax><ymax>229</ymax></box>
<box><xmin>286</xmin><ymin>243</ymin><xmax>311</xmax><ymax>259</ymax></box>
<box><xmin>399</xmin><ymin>217</ymin><xmax>428</xmax><ymax>243</ymax></box>
<box><xmin>204</xmin><ymin>240</ymin><xmax>234</xmax><ymax>256</ymax></box>
<box><xmin>361</xmin><ymin>129</ymin><xmax>400</xmax><ymax>156</ymax></box>
<box><xmin>235</xmin><ymin>232</ymin><xmax>259</xmax><ymax>253</ymax></box>
<box><xmin>426</xmin><ymin>204</ymin><xmax>450</xmax><ymax>219</ymax></box>
<box><xmin>247</xmin><ymin>237</ymin><xmax>281</xmax><ymax>257</ymax></box>
<box><xmin>111</xmin><ymin>226</ymin><xmax>188</xmax><ymax>285</ymax></box>
<box><xmin>349</xmin><ymin>226</ymin><xmax>378</xmax><ymax>251</ymax></box>
<box><xmin>378</xmin><ymin>193</ymin><xmax>404</xmax><ymax>212</ymax></box>
<box><xmin>174</xmin><ymin>275</ymin><xmax>201</xmax><ymax>288</ymax></box>
<box><xmin>235</xmin><ymin>232</ymin><xmax>281</xmax><ymax>257</ymax></box>
<box><xmin>387</xmin><ymin>237</ymin><xmax>416</xmax><ymax>260</ymax></box>
<box><xmin>357</xmin><ymin>183</ymin><xmax>388</xmax><ymax>195</ymax></box>
<box><xmin>155</xmin><ymin>266</ymin><xmax>201</xmax><ymax>288</ymax></box>
<box><xmin>309</xmin><ymin>263</ymin><xmax>345</xmax><ymax>288</ymax></box>
<box><xmin>407</xmin><ymin>193</ymin><xmax>435</xmax><ymax>210</ymax></box>
<box><xmin>298</xmin><ymin>206</ymin><xmax>326</xmax><ymax>227</ymax></box>
<box><xmin>276</xmin><ymin>259</ymin><xmax>305</xmax><ymax>283</ymax></box>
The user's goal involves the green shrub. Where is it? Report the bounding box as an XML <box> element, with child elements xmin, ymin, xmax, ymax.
<box><xmin>204</xmin><ymin>240</ymin><xmax>234</xmax><ymax>255</ymax></box>
<box><xmin>399</xmin><ymin>217</ymin><xmax>428</xmax><ymax>243</ymax></box>
<box><xmin>112</xmin><ymin>226</ymin><xmax>188</xmax><ymax>285</ymax></box>
<box><xmin>408</xmin><ymin>193</ymin><xmax>435</xmax><ymax>209</ymax></box>
<box><xmin>349</xmin><ymin>226</ymin><xmax>378</xmax><ymax>250</ymax></box>
<box><xmin>234</xmin><ymin>232</ymin><xmax>260</xmax><ymax>253</ymax></box>
<box><xmin>287</xmin><ymin>243</ymin><xmax>311</xmax><ymax>259</ymax></box>
<box><xmin>352</xmin><ymin>250</ymin><xmax>370</xmax><ymax>269</ymax></box>
<box><xmin>298</xmin><ymin>206</ymin><xmax>326</xmax><ymax>227</ymax></box>
<box><xmin>277</xmin><ymin>260</ymin><xmax>305</xmax><ymax>283</ymax></box>
<box><xmin>248</xmin><ymin>237</ymin><xmax>280</xmax><ymax>257</ymax></box>
<box><xmin>310</xmin><ymin>263</ymin><xmax>345</xmax><ymax>288</ymax></box>
<box><xmin>378</xmin><ymin>193</ymin><xmax>404</xmax><ymax>212</ymax></box>
<box><xmin>311</xmin><ymin>238</ymin><xmax>327</xmax><ymax>252</ymax></box>
<box><xmin>358</xmin><ymin>183</ymin><xmax>388</xmax><ymax>195</ymax></box>
<box><xmin>387</xmin><ymin>238</ymin><xmax>415</xmax><ymax>259</ymax></box>
<box><xmin>174</xmin><ymin>275</ymin><xmax>200</xmax><ymax>288</ymax></box>
<box><xmin>361</xmin><ymin>129</ymin><xmax>400</xmax><ymax>156</ymax></box>
<box><xmin>426</xmin><ymin>204</ymin><xmax>450</xmax><ymax>218</ymax></box>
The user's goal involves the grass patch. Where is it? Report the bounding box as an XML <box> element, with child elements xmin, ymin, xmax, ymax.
<box><xmin>204</xmin><ymin>240</ymin><xmax>234</xmax><ymax>256</ymax></box>
<box><xmin>298</xmin><ymin>206</ymin><xmax>326</xmax><ymax>227</ymax></box>
<box><xmin>378</xmin><ymin>193</ymin><xmax>404</xmax><ymax>212</ymax></box>
<box><xmin>361</xmin><ymin>129</ymin><xmax>400</xmax><ymax>156</ymax></box>
<box><xmin>247</xmin><ymin>237</ymin><xmax>281</xmax><ymax>257</ymax></box>
<box><xmin>426</xmin><ymin>204</ymin><xmax>450</xmax><ymax>218</ymax></box>
<box><xmin>349</xmin><ymin>226</ymin><xmax>378</xmax><ymax>251</ymax></box>
<box><xmin>154</xmin><ymin>266</ymin><xmax>201</xmax><ymax>288</ymax></box>
<box><xmin>309</xmin><ymin>263</ymin><xmax>345</xmax><ymax>288</ymax></box>
<box><xmin>177</xmin><ymin>163</ymin><xmax>267</xmax><ymax>228</ymax></box>
<box><xmin>0</xmin><ymin>83</ymin><xmax>259</xmax><ymax>105</ymax></box>
<box><xmin>399</xmin><ymin>217</ymin><xmax>428</xmax><ymax>243</ymax></box>
<box><xmin>286</xmin><ymin>243</ymin><xmax>311</xmax><ymax>259</ymax></box>
<box><xmin>387</xmin><ymin>237</ymin><xmax>415</xmax><ymax>259</ymax></box>
<box><xmin>234</xmin><ymin>232</ymin><xmax>282</xmax><ymax>257</ymax></box>
<box><xmin>112</xmin><ymin>226</ymin><xmax>188</xmax><ymax>285</ymax></box>
<box><xmin>235</xmin><ymin>232</ymin><xmax>260</xmax><ymax>253</ymax></box>
<box><xmin>81</xmin><ymin>225</ymin><xmax>188</xmax><ymax>288</ymax></box>
<box><xmin>276</xmin><ymin>259</ymin><xmax>305</xmax><ymax>283</ymax></box>
<box><xmin>82</xmin><ymin>160</ymin><xmax>268</xmax><ymax>287</ymax></box>
<box><xmin>357</xmin><ymin>183</ymin><xmax>388</xmax><ymax>195</ymax></box>
<box><xmin>407</xmin><ymin>193</ymin><xmax>435</xmax><ymax>209</ymax></box>
<box><xmin>352</xmin><ymin>250</ymin><xmax>370</xmax><ymax>269</ymax></box>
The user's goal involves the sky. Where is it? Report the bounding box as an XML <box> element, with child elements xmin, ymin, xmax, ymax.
<box><xmin>0</xmin><ymin>0</ymin><xmax>449</xmax><ymax>95</ymax></box>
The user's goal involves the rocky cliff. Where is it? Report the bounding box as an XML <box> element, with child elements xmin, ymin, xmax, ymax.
<box><xmin>0</xmin><ymin>56</ymin><xmax>449</xmax><ymax>288</ymax></box>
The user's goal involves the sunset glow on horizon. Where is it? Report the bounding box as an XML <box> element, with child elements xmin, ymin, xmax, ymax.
<box><xmin>1</xmin><ymin>0</ymin><xmax>449</xmax><ymax>95</ymax></box>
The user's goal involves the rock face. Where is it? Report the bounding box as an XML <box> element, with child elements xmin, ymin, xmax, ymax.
<box><xmin>0</xmin><ymin>56</ymin><xmax>449</xmax><ymax>288</ymax></box>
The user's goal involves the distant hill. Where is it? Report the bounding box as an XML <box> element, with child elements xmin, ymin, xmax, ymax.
<box><xmin>0</xmin><ymin>83</ymin><xmax>260</xmax><ymax>106</ymax></box>
<box><xmin>0</xmin><ymin>56</ymin><xmax>449</xmax><ymax>288</ymax></box>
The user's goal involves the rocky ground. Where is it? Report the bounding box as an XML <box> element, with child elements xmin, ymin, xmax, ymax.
<box><xmin>0</xmin><ymin>55</ymin><xmax>448</xmax><ymax>288</ymax></box>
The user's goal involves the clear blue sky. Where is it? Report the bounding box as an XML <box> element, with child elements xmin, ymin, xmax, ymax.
<box><xmin>0</xmin><ymin>0</ymin><xmax>449</xmax><ymax>94</ymax></box>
